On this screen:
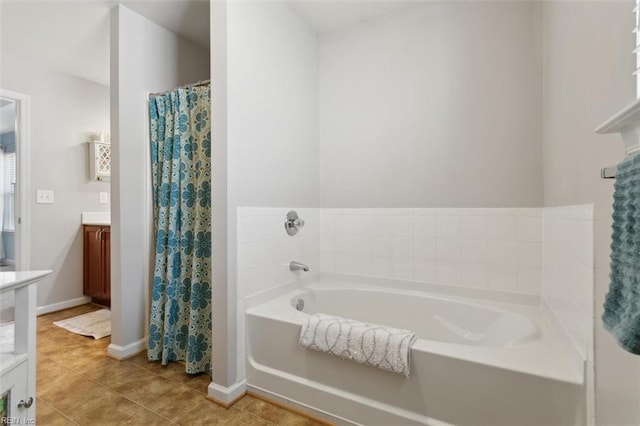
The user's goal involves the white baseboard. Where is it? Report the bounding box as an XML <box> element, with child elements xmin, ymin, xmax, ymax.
<box><xmin>108</xmin><ymin>337</ymin><xmax>147</xmax><ymax>360</ymax></box>
<box><xmin>208</xmin><ymin>380</ymin><xmax>246</xmax><ymax>406</ymax></box>
<box><xmin>37</xmin><ymin>296</ymin><xmax>92</xmax><ymax>316</ymax></box>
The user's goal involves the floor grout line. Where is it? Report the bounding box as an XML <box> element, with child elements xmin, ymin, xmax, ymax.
<box><xmin>36</xmin><ymin>304</ymin><xmax>322</xmax><ymax>426</ymax></box>
<box><xmin>38</xmin><ymin>398</ymin><xmax>80</xmax><ymax>425</ymax></box>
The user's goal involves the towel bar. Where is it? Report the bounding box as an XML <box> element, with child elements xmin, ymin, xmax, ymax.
<box><xmin>601</xmin><ymin>166</ymin><xmax>617</xmax><ymax>179</ymax></box>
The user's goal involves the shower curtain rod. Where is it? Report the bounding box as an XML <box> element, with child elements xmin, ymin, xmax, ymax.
<box><xmin>148</xmin><ymin>79</ymin><xmax>210</xmax><ymax>97</ymax></box>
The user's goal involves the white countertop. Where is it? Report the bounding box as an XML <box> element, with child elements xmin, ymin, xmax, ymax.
<box><xmin>0</xmin><ymin>270</ymin><xmax>52</xmax><ymax>294</ymax></box>
<box><xmin>81</xmin><ymin>212</ymin><xmax>110</xmax><ymax>226</ymax></box>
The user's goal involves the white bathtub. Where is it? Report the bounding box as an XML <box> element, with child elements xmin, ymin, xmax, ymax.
<box><xmin>246</xmin><ymin>280</ymin><xmax>585</xmax><ymax>425</ymax></box>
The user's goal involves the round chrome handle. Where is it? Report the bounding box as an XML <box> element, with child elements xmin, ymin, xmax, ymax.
<box><xmin>18</xmin><ymin>397</ymin><xmax>33</xmax><ymax>409</ymax></box>
<box><xmin>285</xmin><ymin>211</ymin><xmax>305</xmax><ymax>236</ymax></box>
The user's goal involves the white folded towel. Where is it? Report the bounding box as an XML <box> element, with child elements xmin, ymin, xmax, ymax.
<box><xmin>299</xmin><ymin>313</ymin><xmax>417</xmax><ymax>376</ymax></box>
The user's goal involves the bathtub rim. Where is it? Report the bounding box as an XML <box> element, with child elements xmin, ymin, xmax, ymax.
<box><xmin>245</xmin><ymin>277</ymin><xmax>584</xmax><ymax>385</ymax></box>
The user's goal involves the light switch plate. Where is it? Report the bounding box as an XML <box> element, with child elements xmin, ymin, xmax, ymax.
<box><xmin>36</xmin><ymin>190</ymin><xmax>54</xmax><ymax>204</ymax></box>
<box><xmin>99</xmin><ymin>192</ymin><xmax>109</xmax><ymax>204</ymax></box>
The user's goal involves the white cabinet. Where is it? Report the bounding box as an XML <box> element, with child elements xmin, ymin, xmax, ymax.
<box><xmin>88</xmin><ymin>141</ymin><xmax>111</xmax><ymax>182</ymax></box>
<box><xmin>0</xmin><ymin>271</ymin><xmax>51</xmax><ymax>424</ymax></box>
<box><xmin>1</xmin><ymin>360</ymin><xmax>31</xmax><ymax>422</ymax></box>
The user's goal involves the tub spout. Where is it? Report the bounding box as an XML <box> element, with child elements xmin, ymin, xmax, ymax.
<box><xmin>290</xmin><ymin>261</ymin><xmax>309</xmax><ymax>272</ymax></box>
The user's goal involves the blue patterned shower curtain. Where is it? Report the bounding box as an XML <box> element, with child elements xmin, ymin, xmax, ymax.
<box><xmin>147</xmin><ymin>84</ymin><xmax>212</xmax><ymax>374</ymax></box>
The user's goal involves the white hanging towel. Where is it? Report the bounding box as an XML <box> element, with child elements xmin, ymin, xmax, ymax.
<box><xmin>299</xmin><ymin>313</ymin><xmax>417</xmax><ymax>377</ymax></box>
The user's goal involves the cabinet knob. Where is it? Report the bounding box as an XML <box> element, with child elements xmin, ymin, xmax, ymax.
<box><xmin>18</xmin><ymin>397</ymin><xmax>33</xmax><ymax>409</ymax></box>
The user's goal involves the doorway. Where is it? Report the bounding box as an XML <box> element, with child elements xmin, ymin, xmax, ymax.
<box><xmin>0</xmin><ymin>98</ymin><xmax>18</xmax><ymax>271</ymax></box>
<box><xmin>0</xmin><ymin>89</ymin><xmax>30</xmax><ymax>272</ymax></box>
<box><xmin>0</xmin><ymin>89</ymin><xmax>29</xmax><ymax>321</ymax></box>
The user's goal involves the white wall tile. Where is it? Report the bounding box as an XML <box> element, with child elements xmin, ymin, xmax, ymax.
<box><xmin>486</xmin><ymin>208</ymin><xmax>518</xmax><ymax>216</ymax></box>
<box><xmin>369</xmin><ymin>215</ymin><xmax>393</xmax><ymax>236</ymax></box>
<box><xmin>237</xmin><ymin>265</ymin><xmax>272</xmax><ymax>299</ymax></box>
<box><xmin>353</xmin><ymin>235</ymin><xmax>372</xmax><ymax>257</ymax></box>
<box><xmin>393</xmin><ymin>215</ymin><xmax>414</xmax><ymax>237</ymax></box>
<box><xmin>459</xmin><ymin>208</ymin><xmax>487</xmax><ymax>216</ymax></box>
<box><xmin>335</xmin><ymin>254</ymin><xmax>354</xmax><ymax>274</ymax></box>
<box><xmin>437</xmin><ymin>215</ymin><xmax>461</xmax><ymax>239</ymax></box>
<box><xmin>320</xmin><ymin>234</ymin><xmax>335</xmax><ymax>252</ymax></box>
<box><xmin>486</xmin><ymin>216</ymin><xmax>517</xmax><ymax>241</ymax></box>
<box><xmin>437</xmin><ymin>261</ymin><xmax>461</xmax><ymax>285</ymax></box>
<box><xmin>517</xmin><ymin>242</ymin><xmax>542</xmax><ymax>268</ymax></box>
<box><xmin>438</xmin><ymin>208</ymin><xmax>460</xmax><ymax>216</ymax></box>
<box><xmin>371</xmin><ymin>235</ymin><xmax>393</xmax><ymax>257</ymax></box>
<box><xmin>461</xmin><ymin>263</ymin><xmax>488</xmax><ymax>288</ymax></box>
<box><xmin>487</xmin><ymin>241</ymin><xmax>518</xmax><ymax>266</ymax></box>
<box><xmin>573</xmin><ymin>221</ymin><xmax>594</xmax><ymax>268</ymax></box>
<box><xmin>488</xmin><ymin>266</ymin><xmax>518</xmax><ymax>291</ymax></box>
<box><xmin>392</xmin><ymin>257</ymin><xmax>414</xmax><ymax>280</ymax></box>
<box><xmin>541</xmin><ymin>204</ymin><xmax>594</xmax><ymax>361</ymax></box>
<box><xmin>437</xmin><ymin>239</ymin><xmax>461</xmax><ymax>262</ymax></box>
<box><xmin>322</xmin><ymin>252</ymin><xmax>336</xmax><ymax>272</ymax></box>
<box><xmin>335</xmin><ymin>215</ymin><xmax>354</xmax><ymax>234</ymax></box>
<box><xmin>393</xmin><ymin>237</ymin><xmax>414</xmax><ymax>258</ymax></box>
<box><xmin>460</xmin><ymin>240</ymin><xmax>487</xmax><ymax>263</ymax></box>
<box><xmin>335</xmin><ymin>235</ymin><xmax>354</xmax><ymax>254</ymax></box>
<box><xmin>371</xmin><ymin>256</ymin><xmax>392</xmax><ymax>277</ymax></box>
<box><xmin>353</xmin><ymin>255</ymin><xmax>373</xmax><ymax>276</ymax></box>
<box><xmin>517</xmin><ymin>267</ymin><xmax>541</xmax><ymax>294</ymax></box>
<box><xmin>517</xmin><ymin>216</ymin><xmax>542</xmax><ymax>242</ymax></box>
<box><xmin>414</xmin><ymin>208</ymin><xmax>437</xmax><ymax>216</ymax></box>
<box><xmin>460</xmin><ymin>216</ymin><xmax>487</xmax><ymax>240</ymax></box>
<box><xmin>352</xmin><ymin>215</ymin><xmax>369</xmax><ymax>235</ymax></box>
<box><xmin>414</xmin><ymin>238</ymin><xmax>437</xmax><ymax>260</ymax></box>
<box><xmin>414</xmin><ymin>260</ymin><xmax>437</xmax><ymax>282</ymax></box>
<box><xmin>321</xmin><ymin>213</ymin><xmax>336</xmax><ymax>234</ymax></box>
<box><xmin>414</xmin><ymin>215</ymin><xmax>437</xmax><ymax>237</ymax></box>
<box><xmin>517</xmin><ymin>208</ymin><xmax>542</xmax><ymax>217</ymax></box>
<box><xmin>238</xmin><ymin>207</ymin><xmax>320</xmax><ymax>300</ymax></box>
<box><xmin>318</xmin><ymin>207</ymin><xmax>544</xmax><ymax>295</ymax></box>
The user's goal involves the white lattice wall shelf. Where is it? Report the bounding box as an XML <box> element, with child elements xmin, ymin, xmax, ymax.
<box><xmin>88</xmin><ymin>141</ymin><xmax>111</xmax><ymax>182</ymax></box>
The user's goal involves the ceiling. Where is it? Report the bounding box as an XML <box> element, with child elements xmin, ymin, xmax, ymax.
<box><xmin>0</xmin><ymin>0</ymin><xmax>418</xmax><ymax>86</ymax></box>
<box><xmin>288</xmin><ymin>1</ymin><xmax>420</xmax><ymax>34</ymax></box>
<box><xmin>0</xmin><ymin>0</ymin><xmax>210</xmax><ymax>86</ymax></box>
<box><xmin>122</xmin><ymin>0</ymin><xmax>210</xmax><ymax>49</ymax></box>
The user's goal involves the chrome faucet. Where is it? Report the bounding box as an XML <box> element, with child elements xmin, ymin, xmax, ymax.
<box><xmin>289</xmin><ymin>261</ymin><xmax>309</xmax><ymax>272</ymax></box>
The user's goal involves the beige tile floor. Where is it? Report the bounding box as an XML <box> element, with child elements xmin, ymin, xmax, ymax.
<box><xmin>36</xmin><ymin>304</ymin><xmax>325</xmax><ymax>425</ymax></box>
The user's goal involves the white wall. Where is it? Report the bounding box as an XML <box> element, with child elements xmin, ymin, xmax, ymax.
<box><xmin>541</xmin><ymin>2</ymin><xmax>639</xmax><ymax>425</ymax></box>
<box><xmin>110</xmin><ymin>5</ymin><xmax>209</xmax><ymax>355</ymax></box>
<box><xmin>0</xmin><ymin>52</ymin><xmax>110</xmax><ymax>309</ymax></box>
<box><xmin>212</xmin><ymin>1</ymin><xmax>320</xmax><ymax>392</ymax></box>
<box><xmin>228</xmin><ymin>1</ymin><xmax>319</xmax><ymax>208</ymax></box>
<box><xmin>319</xmin><ymin>1</ymin><xmax>543</xmax><ymax>208</ymax></box>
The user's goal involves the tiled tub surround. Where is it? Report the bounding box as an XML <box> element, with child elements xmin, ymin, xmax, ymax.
<box><xmin>542</xmin><ymin>205</ymin><xmax>594</xmax><ymax>369</ymax></box>
<box><xmin>237</xmin><ymin>207</ymin><xmax>321</xmax><ymax>379</ymax></box>
<box><xmin>237</xmin><ymin>205</ymin><xmax>594</xmax><ymax>424</ymax></box>
<box><xmin>320</xmin><ymin>208</ymin><xmax>543</xmax><ymax>294</ymax></box>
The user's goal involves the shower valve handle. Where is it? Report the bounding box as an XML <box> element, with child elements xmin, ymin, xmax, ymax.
<box><xmin>285</xmin><ymin>211</ymin><xmax>305</xmax><ymax>236</ymax></box>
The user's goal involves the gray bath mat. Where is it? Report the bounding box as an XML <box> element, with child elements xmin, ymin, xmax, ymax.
<box><xmin>53</xmin><ymin>309</ymin><xmax>111</xmax><ymax>340</ymax></box>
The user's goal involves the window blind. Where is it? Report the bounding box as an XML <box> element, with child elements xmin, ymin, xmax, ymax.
<box><xmin>4</xmin><ymin>152</ymin><xmax>16</xmax><ymax>231</ymax></box>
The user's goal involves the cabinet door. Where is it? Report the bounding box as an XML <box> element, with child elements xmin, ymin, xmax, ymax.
<box><xmin>1</xmin><ymin>360</ymin><xmax>34</xmax><ymax>422</ymax></box>
<box><xmin>102</xmin><ymin>227</ymin><xmax>110</xmax><ymax>301</ymax></box>
<box><xmin>83</xmin><ymin>225</ymin><xmax>103</xmax><ymax>298</ymax></box>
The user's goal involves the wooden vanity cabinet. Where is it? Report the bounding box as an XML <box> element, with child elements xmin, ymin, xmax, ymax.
<box><xmin>83</xmin><ymin>225</ymin><xmax>110</xmax><ymax>306</ymax></box>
